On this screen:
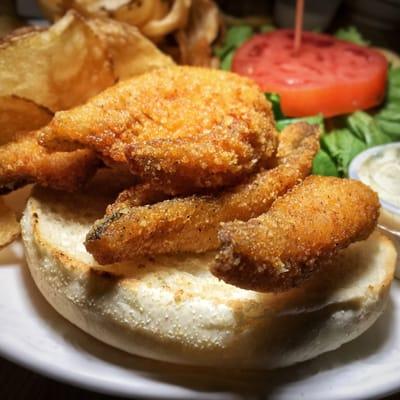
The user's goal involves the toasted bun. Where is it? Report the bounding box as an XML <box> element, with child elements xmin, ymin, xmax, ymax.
<box><xmin>21</xmin><ymin>187</ymin><xmax>396</xmax><ymax>369</ymax></box>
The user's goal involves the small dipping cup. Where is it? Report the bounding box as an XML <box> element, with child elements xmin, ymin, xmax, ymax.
<box><xmin>349</xmin><ymin>143</ymin><xmax>400</xmax><ymax>278</ymax></box>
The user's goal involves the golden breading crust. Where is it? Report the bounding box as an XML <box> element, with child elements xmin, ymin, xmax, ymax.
<box><xmin>39</xmin><ymin>66</ymin><xmax>277</xmax><ymax>192</ymax></box>
<box><xmin>85</xmin><ymin>122</ymin><xmax>319</xmax><ymax>264</ymax></box>
<box><xmin>212</xmin><ymin>176</ymin><xmax>380</xmax><ymax>292</ymax></box>
<box><xmin>108</xmin><ymin>183</ymin><xmax>179</xmax><ymax>211</ymax></box>
<box><xmin>0</xmin><ymin>132</ymin><xmax>99</xmax><ymax>193</ymax></box>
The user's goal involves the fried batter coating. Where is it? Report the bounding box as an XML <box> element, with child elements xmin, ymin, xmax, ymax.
<box><xmin>40</xmin><ymin>66</ymin><xmax>277</xmax><ymax>192</ymax></box>
<box><xmin>85</xmin><ymin>122</ymin><xmax>319</xmax><ymax>264</ymax></box>
<box><xmin>213</xmin><ymin>176</ymin><xmax>380</xmax><ymax>292</ymax></box>
<box><xmin>0</xmin><ymin>132</ymin><xmax>99</xmax><ymax>193</ymax></box>
<box><xmin>106</xmin><ymin>179</ymin><xmax>215</xmax><ymax>215</ymax></box>
<box><xmin>107</xmin><ymin>183</ymin><xmax>175</xmax><ymax>213</ymax></box>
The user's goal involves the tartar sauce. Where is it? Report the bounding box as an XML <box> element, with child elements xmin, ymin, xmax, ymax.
<box><xmin>351</xmin><ymin>144</ymin><xmax>400</xmax><ymax>278</ymax></box>
<box><xmin>358</xmin><ymin>147</ymin><xmax>400</xmax><ymax>208</ymax></box>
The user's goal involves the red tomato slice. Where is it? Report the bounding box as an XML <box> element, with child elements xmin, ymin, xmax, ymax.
<box><xmin>232</xmin><ymin>30</ymin><xmax>388</xmax><ymax>117</ymax></box>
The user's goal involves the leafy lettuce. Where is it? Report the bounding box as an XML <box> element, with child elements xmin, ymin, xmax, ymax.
<box><xmin>216</xmin><ymin>25</ymin><xmax>400</xmax><ymax>177</ymax></box>
<box><xmin>214</xmin><ymin>24</ymin><xmax>275</xmax><ymax>70</ymax></box>
<box><xmin>375</xmin><ymin>68</ymin><xmax>400</xmax><ymax>140</ymax></box>
<box><xmin>214</xmin><ymin>26</ymin><xmax>253</xmax><ymax>70</ymax></box>
<box><xmin>267</xmin><ymin>86</ymin><xmax>399</xmax><ymax>177</ymax></box>
<box><xmin>334</xmin><ymin>26</ymin><xmax>370</xmax><ymax>46</ymax></box>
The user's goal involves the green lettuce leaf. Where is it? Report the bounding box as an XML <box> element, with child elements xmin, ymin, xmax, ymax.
<box><xmin>265</xmin><ymin>92</ymin><xmax>323</xmax><ymax>131</ymax></box>
<box><xmin>263</xmin><ymin>64</ymin><xmax>400</xmax><ymax>178</ymax></box>
<box><xmin>312</xmin><ymin>150</ymin><xmax>339</xmax><ymax>177</ymax></box>
<box><xmin>375</xmin><ymin>118</ymin><xmax>400</xmax><ymax>140</ymax></box>
<box><xmin>276</xmin><ymin>114</ymin><xmax>324</xmax><ymax>132</ymax></box>
<box><xmin>214</xmin><ymin>25</ymin><xmax>254</xmax><ymax>70</ymax></box>
<box><xmin>374</xmin><ymin>67</ymin><xmax>400</xmax><ymax>139</ymax></box>
<box><xmin>346</xmin><ymin>111</ymin><xmax>391</xmax><ymax>146</ymax></box>
<box><xmin>334</xmin><ymin>26</ymin><xmax>369</xmax><ymax>46</ymax></box>
<box><xmin>321</xmin><ymin>129</ymin><xmax>367</xmax><ymax>176</ymax></box>
<box><xmin>376</xmin><ymin>104</ymin><xmax>400</xmax><ymax>121</ymax></box>
<box><xmin>265</xmin><ymin>93</ymin><xmax>285</xmax><ymax>120</ymax></box>
<box><xmin>219</xmin><ymin>51</ymin><xmax>234</xmax><ymax>71</ymax></box>
<box><xmin>259</xmin><ymin>23</ymin><xmax>275</xmax><ymax>33</ymax></box>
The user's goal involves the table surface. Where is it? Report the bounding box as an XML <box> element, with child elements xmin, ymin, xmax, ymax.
<box><xmin>0</xmin><ymin>356</ymin><xmax>121</xmax><ymax>399</ymax></box>
<box><xmin>0</xmin><ymin>355</ymin><xmax>399</xmax><ymax>400</ymax></box>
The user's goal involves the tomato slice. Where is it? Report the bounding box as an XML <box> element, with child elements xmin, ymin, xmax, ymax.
<box><xmin>232</xmin><ymin>30</ymin><xmax>388</xmax><ymax>117</ymax></box>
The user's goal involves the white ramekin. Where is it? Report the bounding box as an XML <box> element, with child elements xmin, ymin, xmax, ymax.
<box><xmin>349</xmin><ymin>143</ymin><xmax>400</xmax><ymax>277</ymax></box>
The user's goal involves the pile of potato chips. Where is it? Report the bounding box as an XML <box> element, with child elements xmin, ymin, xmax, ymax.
<box><xmin>0</xmin><ymin>9</ymin><xmax>176</xmax><ymax>248</ymax></box>
<box><xmin>0</xmin><ymin>0</ymin><xmax>222</xmax><ymax>249</ymax></box>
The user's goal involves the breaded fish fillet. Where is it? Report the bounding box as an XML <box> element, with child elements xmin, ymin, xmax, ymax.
<box><xmin>107</xmin><ymin>183</ymin><xmax>175</xmax><ymax>211</ymax></box>
<box><xmin>213</xmin><ymin>176</ymin><xmax>380</xmax><ymax>292</ymax></box>
<box><xmin>85</xmin><ymin>122</ymin><xmax>319</xmax><ymax>264</ymax></box>
<box><xmin>0</xmin><ymin>132</ymin><xmax>99</xmax><ymax>193</ymax></box>
<box><xmin>40</xmin><ymin>66</ymin><xmax>277</xmax><ymax>192</ymax></box>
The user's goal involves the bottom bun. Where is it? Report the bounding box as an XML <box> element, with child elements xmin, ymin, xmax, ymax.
<box><xmin>21</xmin><ymin>187</ymin><xmax>396</xmax><ymax>369</ymax></box>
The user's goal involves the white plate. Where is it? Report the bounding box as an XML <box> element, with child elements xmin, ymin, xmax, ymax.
<box><xmin>1</xmin><ymin>240</ymin><xmax>400</xmax><ymax>400</ymax></box>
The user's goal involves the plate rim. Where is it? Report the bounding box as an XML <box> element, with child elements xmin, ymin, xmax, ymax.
<box><xmin>1</xmin><ymin>243</ymin><xmax>400</xmax><ymax>400</ymax></box>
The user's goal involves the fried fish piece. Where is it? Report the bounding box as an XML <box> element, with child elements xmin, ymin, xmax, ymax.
<box><xmin>40</xmin><ymin>66</ymin><xmax>277</xmax><ymax>192</ymax></box>
<box><xmin>107</xmin><ymin>183</ymin><xmax>175</xmax><ymax>213</ymax></box>
<box><xmin>85</xmin><ymin>122</ymin><xmax>319</xmax><ymax>264</ymax></box>
<box><xmin>0</xmin><ymin>132</ymin><xmax>99</xmax><ymax>193</ymax></box>
<box><xmin>212</xmin><ymin>175</ymin><xmax>380</xmax><ymax>293</ymax></box>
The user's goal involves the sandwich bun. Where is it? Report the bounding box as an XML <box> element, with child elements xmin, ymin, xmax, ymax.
<box><xmin>21</xmin><ymin>186</ymin><xmax>396</xmax><ymax>369</ymax></box>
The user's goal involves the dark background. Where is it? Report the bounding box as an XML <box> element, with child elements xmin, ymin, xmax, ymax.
<box><xmin>217</xmin><ymin>0</ymin><xmax>400</xmax><ymax>52</ymax></box>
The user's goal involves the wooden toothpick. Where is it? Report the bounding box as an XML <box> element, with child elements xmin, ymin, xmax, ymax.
<box><xmin>294</xmin><ymin>0</ymin><xmax>305</xmax><ymax>55</ymax></box>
